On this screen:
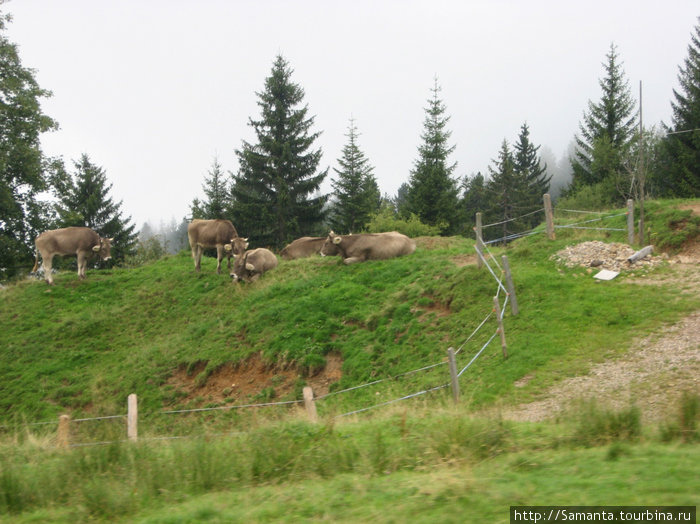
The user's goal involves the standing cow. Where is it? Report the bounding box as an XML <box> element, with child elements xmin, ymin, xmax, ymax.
<box><xmin>187</xmin><ymin>219</ymin><xmax>247</xmax><ymax>274</ymax></box>
<box><xmin>321</xmin><ymin>231</ymin><xmax>416</xmax><ymax>264</ymax></box>
<box><xmin>32</xmin><ymin>227</ymin><xmax>113</xmax><ymax>285</ymax></box>
<box><xmin>280</xmin><ymin>236</ymin><xmax>338</xmax><ymax>260</ymax></box>
<box><xmin>230</xmin><ymin>248</ymin><xmax>278</xmax><ymax>283</ymax></box>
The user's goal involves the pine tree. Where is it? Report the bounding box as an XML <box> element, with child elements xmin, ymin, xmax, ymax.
<box><xmin>571</xmin><ymin>44</ymin><xmax>637</xmax><ymax>197</ymax></box>
<box><xmin>231</xmin><ymin>55</ymin><xmax>328</xmax><ymax>247</ymax></box>
<box><xmin>0</xmin><ymin>10</ymin><xmax>58</xmax><ymax>278</ymax></box>
<box><xmin>56</xmin><ymin>154</ymin><xmax>137</xmax><ymax>264</ymax></box>
<box><xmin>484</xmin><ymin>141</ymin><xmax>528</xmax><ymax>243</ymax></box>
<box><xmin>460</xmin><ymin>172</ymin><xmax>487</xmax><ymax>232</ymax></box>
<box><xmin>329</xmin><ymin>118</ymin><xmax>380</xmax><ymax>233</ymax></box>
<box><xmin>513</xmin><ymin>123</ymin><xmax>551</xmax><ymax>227</ymax></box>
<box><xmin>404</xmin><ymin>79</ymin><xmax>460</xmax><ymax>234</ymax></box>
<box><xmin>660</xmin><ymin>17</ymin><xmax>700</xmax><ymax>197</ymax></box>
<box><xmin>194</xmin><ymin>157</ymin><xmax>229</xmax><ymax>219</ymax></box>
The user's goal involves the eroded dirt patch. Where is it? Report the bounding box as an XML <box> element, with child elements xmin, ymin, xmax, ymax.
<box><xmin>167</xmin><ymin>352</ymin><xmax>343</xmax><ymax>406</ymax></box>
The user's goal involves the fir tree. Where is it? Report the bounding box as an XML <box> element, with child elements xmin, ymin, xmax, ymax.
<box><xmin>460</xmin><ymin>172</ymin><xmax>487</xmax><ymax>232</ymax></box>
<box><xmin>404</xmin><ymin>79</ymin><xmax>460</xmax><ymax>234</ymax></box>
<box><xmin>0</xmin><ymin>9</ymin><xmax>58</xmax><ymax>278</ymax></box>
<box><xmin>571</xmin><ymin>44</ymin><xmax>637</xmax><ymax>197</ymax></box>
<box><xmin>56</xmin><ymin>154</ymin><xmax>137</xmax><ymax>264</ymax></box>
<box><xmin>485</xmin><ymin>141</ymin><xmax>528</xmax><ymax>243</ymax></box>
<box><xmin>660</xmin><ymin>17</ymin><xmax>700</xmax><ymax>197</ymax></box>
<box><xmin>200</xmin><ymin>157</ymin><xmax>229</xmax><ymax>219</ymax></box>
<box><xmin>513</xmin><ymin>123</ymin><xmax>551</xmax><ymax>227</ymax></box>
<box><xmin>329</xmin><ymin>118</ymin><xmax>380</xmax><ymax>233</ymax></box>
<box><xmin>231</xmin><ymin>55</ymin><xmax>328</xmax><ymax>247</ymax></box>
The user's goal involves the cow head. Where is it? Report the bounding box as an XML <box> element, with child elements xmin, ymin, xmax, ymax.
<box><xmin>92</xmin><ymin>237</ymin><xmax>113</xmax><ymax>261</ymax></box>
<box><xmin>224</xmin><ymin>237</ymin><xmax>249</xmax><ymax>255</ymax></box>
<box><xmin>320</xmin><ymin>231</ymin><xmax>342</xmax><ymax>257</ymax></box>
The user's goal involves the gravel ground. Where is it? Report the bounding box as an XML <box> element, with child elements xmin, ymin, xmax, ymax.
<box><xmin>502</xmin><ymin>224</ymin><xmax>699</xmax><ymax>424</ymax></box>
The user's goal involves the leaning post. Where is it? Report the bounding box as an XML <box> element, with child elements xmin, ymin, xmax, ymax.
<box><xmin>127</xmin><ymin>393</ymin><xmax>138</xmax><ymax>442</ymax></box>
<box><xmin>543</xmin><ymin>194</ymin><xmax>555</xmax><ymax>240</ymax></box>
<box><xmin>303</xmin><ymin>386</ymin><xmax>318</xmax><ymax>423</ymax></box>
<box><xmin>627</xmin><ymin>199</ymin><xmax>635</xmax><ymax>245</ymax></box>
<box><xmin>493</xmin><ymin>296</ymin><xmax>508</xmax><ymax>359</ymax></box>
<box><xmin>475</xmin><ymin>212</ymin><xmax>484</xmax><ymax>269</ymax></box>
<box><xmin>501</xmin><ymin>255</ymin><xmax>519</xmax><ymax>316</ymax></box>
<box><xmin>57</xmin><ymin>414</ymin><xmax>70</xmax><ymax>449</ymax></box>
<box><xmin>447</xmin><ymin>347</ymin><xmax>460</xmax><ymax>405</ymax></box>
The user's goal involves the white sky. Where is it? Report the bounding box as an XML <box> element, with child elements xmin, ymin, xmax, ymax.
<box><xmin>6</xmin><ymin>0</ymin><xmax>698</xmax><ymax>228</ymax></box>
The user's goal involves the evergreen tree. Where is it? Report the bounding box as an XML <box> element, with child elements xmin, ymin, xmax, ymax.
<box><xmin>460</xmin><ymin>172</ymin><xmax>487</xmax><ymax>232</ymax></box>
<box><xmin>56</xmin><ymin>154</ymin><xmax>137</xmax><ymax>264</ymax></box>
<box><xmin>329</xmin><ymin>118</ymin><xmax>380</xmax><ymax>233</ymax></box>
<box><xmin>660</xmin><ymin>17</ymin><xmax>700</xmax><ymax>197</ymax></box>
<box><xmin>484</xmin><ymin>141</ymin><xmax>529</xmax><ymax>243</ymax></box>
<box><xmin>0</xmin><ymin>9</ymin><xmax>58</xmax><ymax>278</ymax></box>
<box><xmin>513</xmin><ymin>123</ymin><xmax>552</xmax><ymax>227</ymax></box>
<box><xmin>571</xmin><ymin>44</ymin><xmax>637</xmax><ymax>198</ymax></box>
<box><xmin>231</xmin><ymin>55</ymin><xmax>328</xmax><ymax>247</ymax></box>
<box><xmin>193</xmin><ymin>157</ymin><xmax>229</xmax><ymax>219</ymax></box>
<box><xmin>404</xmin><ymin>79</ymin><xmax>460</xmax><ymax>234</ymax></box>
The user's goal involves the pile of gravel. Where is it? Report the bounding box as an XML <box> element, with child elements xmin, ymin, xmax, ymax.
<box><xmin>551</xmin><ymin>241</ymin><xmax>663</xmax><ymax>272</ymax></box>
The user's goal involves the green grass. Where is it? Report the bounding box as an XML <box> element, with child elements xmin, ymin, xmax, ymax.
<box><xmin>0</xmin><ymin>199</ymin><xmax>698</xmax><ymax>522</ymax></box>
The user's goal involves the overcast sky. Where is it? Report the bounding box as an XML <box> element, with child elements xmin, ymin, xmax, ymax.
<box><xmin>6</xmin><ymin>1</ymin><xmax>699</xmax><ymax>229</ymax></box>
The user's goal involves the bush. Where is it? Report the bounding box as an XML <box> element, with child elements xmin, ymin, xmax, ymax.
<box><xmin>365</xmin><ymin>206</ymin><xmax>443</xmax><ymax>237</ymax></box>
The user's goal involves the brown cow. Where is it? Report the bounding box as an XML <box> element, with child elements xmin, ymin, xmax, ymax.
<box><xmin>280</xmin><ymin>236</ymin><xmax>338</xmax><ymax>260</ymax></box>
<box><xmin>32</xmin><ymin>227</ymin><xmax>113</xmax><ymax>285</ymax></box>
<box><xmin>187</xmin><ymin>219</ymin><xmax>246</xmax><ymax>274</ymax></box>
<box><xmin>320</xmin><ymin>231</ymin><xmax>416</xmax><ymax>264</ymax></box>
<box><xmin>230</xmin><ymin>248</ymin><xmax>278</xmax><ymax>283</ymax></box>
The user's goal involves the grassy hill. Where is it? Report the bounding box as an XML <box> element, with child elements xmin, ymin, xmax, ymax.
<box><xmin>0</xmin><ymin>199</ymin><xmax>698</xmax><ymax>522</ymax></box>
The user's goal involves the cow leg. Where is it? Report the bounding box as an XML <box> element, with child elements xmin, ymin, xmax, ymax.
<box><xmin>194</xmin><ymin>245</ymin><xmax>202</xmax><ymax>272</ymax></box>
<box><xmin>43</xmin><ymin>253</ymin><xmax>55</xmax><ymax>285</ymax></box>
<box><xmin>77</xmin><ymin>253</ymin><xmax>87</xmax><ymax>279</ymax></box>
<box><xmin>343</xmin><ymin>257</ymin><xmax>364</xmax><ymax>265</ymax></box>
<box><xmin>215</xmin><ymin>246</ymin><xmax>223</xmax><ymax>274</ymax></box>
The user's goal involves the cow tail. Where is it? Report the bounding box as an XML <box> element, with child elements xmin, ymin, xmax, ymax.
<box><xmin>31</xmin><ymin>248</ymin><xmax>40</xmax><ymax>273</ymax></box>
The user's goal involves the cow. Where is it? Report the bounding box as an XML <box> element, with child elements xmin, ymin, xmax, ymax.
<box><xmin>280</xmin><ymin>236</ymin><xmax>338</xmax><ymax>260</ymax></box>
<box><xmin>230</xmin><ymin>248</ymin><xmax>278</xmax><ymax>283</ymax></box>
<box><xmin>32</xmin><ymin>227</ymin><xmax>113</xmax><ymax>285</ymax></box>
<box><xmin>320</xmin><ymin>231</ymin><xmax>416</xmax><ymax>264</ymax></box>
<box><xmin>187</xmin><ymin>219</ymin><xmax>246</xmax><ymax>274</ymax></box>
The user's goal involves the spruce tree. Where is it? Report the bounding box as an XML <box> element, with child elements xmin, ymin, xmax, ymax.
<box><xmin>484</xmin><ymin>141</ymin><xmax>529</xmax><ymax>243</ymax></box>
<box><xmin>404</xmin><ymin>79</ymin><xmax>460</xmax><ymax>234</ymax></box>
<box><xmin>194</xmin><ymin>157</ymin><xmax>228</xmax><ymax>219</ymax></box>
<box><xmin>231</xmin><ymin>55</ymin><xmax>328</xmax><ymax>247</ymax></box>
<box><xmin>329</xmin><ymin>118</ymin><xmax>380</xmax><ymax>233</ymax></box>
<box><xmin>513</xmin><ymin>123</ymin><xmax>552</xmax><ymax>227</ymax></box>
<box><xmin>661</xmin><ymin>17</ymin><xmax>700</xmax><ymax>197</ymax></box>
<box><xmin>56</xmin><ymin>154</ymin><xmax>137</xmax><ymax>264</ymax></box>
<box><xmin>460</xmin><ymin>172</ymin><xmax>487</xmax><ymax>232</ymax></box>
<box><xmin>571</xmin><ymin>44</ymin><xmax>637</xmax><ymax>198</ymax></box>
<box><xmin>0</xmin><ymin>10</ymin><xmax>58</xmax><ymax>278</ymax></box>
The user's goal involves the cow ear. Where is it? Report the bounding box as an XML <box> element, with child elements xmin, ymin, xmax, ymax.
<box><xmin>245</xmin><ymin>262</ymin><xmax>255</xmax><ymax>271</ymax></box>
<box><xmin>333</xmin><ymin>236</ymin><xmax>342</xmax><ymax>245</ymax></box>
<box><xmin>92</xmin><ymin>245</ymin><xmax>101</xmax><ymax>252</ymax></box>
<box><xmin>108</xmin><ymin>238</ymin><xmax>114</xmax><ymax>242</ymax></box>
<box><xmin>243</xmin><ymin>237</ymin><xmax>248</xmax><ymax>241</ymax></box>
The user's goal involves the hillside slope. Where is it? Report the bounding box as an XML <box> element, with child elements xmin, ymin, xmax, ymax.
<box><xmin>1</xmin><ymin>201</ymin><xmax>698</xmax><ymax>428</ymax></box>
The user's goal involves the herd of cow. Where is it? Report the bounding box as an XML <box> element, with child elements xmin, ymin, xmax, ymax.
<box><xmin>30</xmin><ymin>219</ymin><xmax>417</xmax><ymax>285</ymax></box>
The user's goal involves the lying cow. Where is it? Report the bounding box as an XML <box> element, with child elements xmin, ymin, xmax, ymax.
<box><xmin>187</xmin><ymin>219</ymin><xmax>247</xmax><ymax>274</ymax></box>
<box><xmin>230</xmin><ymin>248</ymin><xmax>278</xmax><ymax>283</ymax></box>
<box><xmin>32</xmin><ymin>227</ymin><xmax>113</xmax><ymax>285</ymax></box>
<box><xmin>280</xmin><ymin>236</ymin><xmax>338</xmax><ymax>260</ymax></box>
<box><xmin>321</xmin><ymin>231</ymin><xmax>416</xmax><ymax>264</ymax></box>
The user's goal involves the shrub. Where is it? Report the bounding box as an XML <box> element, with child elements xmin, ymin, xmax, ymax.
<box><xmin>365</xmin><ymin>206</ymin><xmax>443</xmax><ymax>237</ymax></box>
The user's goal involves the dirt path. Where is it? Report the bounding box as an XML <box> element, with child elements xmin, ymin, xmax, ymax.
<box><xmin>502</xmin><ymin>205</ymin><xmax>700</xmax><ymax>423</ymax></box>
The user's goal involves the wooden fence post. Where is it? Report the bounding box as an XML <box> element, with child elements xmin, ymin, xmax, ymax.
<box><xmin>543</xmin><ymin>193</ymin><xmax>555</xmax><ymax>240</ymax></box>
<box><xmin>57</xmin><ymin>414</ymin><xmax>70</xmax><ymax>449</ymax></box>
<box><xmin>493</xmin><ymin>296</ymin><xmax>508</xmax><ymax>358</ymax></box>
<box><xmin>303</xmin><ymin>386</ymin><xmax>317</xmax><ymax>423</ymax></box>
<box><xmin>447</xmin><ymin>347</ymin><xmax>460</xmax><ymax>405</ymax></box>
<box><xmin>475</xmin><ymin>212</ymin><xmax>484</xmax><ymax>269</ymax></box>
<box><xmin>627</xmin><ymin>199</ymin><xmax>635</xmax><ymax>245</ymax></box>
<box><xmin>501</xmin><ymin>255</ymin><xmax>519</xmax><ymax>316</ymax></box>
<box><xmin>127</xmin><ymin>393</ymin><xmax>138</xmax><ymax>442</ymax></box>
